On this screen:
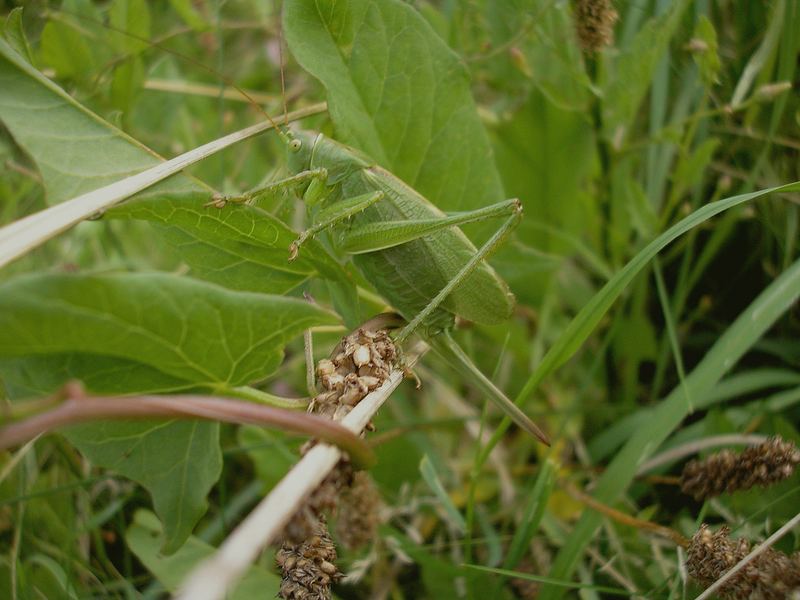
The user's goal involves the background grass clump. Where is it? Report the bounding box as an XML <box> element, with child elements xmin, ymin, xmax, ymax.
<box><xmin>0</xmin><ymin>0</ymin><xmax>798</xmax><ymax>598</ymax></box>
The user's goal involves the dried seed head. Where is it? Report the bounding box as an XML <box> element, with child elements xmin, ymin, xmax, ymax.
<box><xmin>278</xmin><ymin>518</ymin><xmax>343</xmax><ymax>600</ymax></box>
<box><xmin>308</xmin><ymin>326</ymin><xmax>396</xmax><ymax>425</ymax></box>
<box><xmin>680</xmin><ymin>436</ymin><xmax>800</xmax><ymax>501</ymax></box>
<box><xmin>573</xmin><ymin>0</ymin><xmax>618</xmax><ymax>54</ymax></box>
<box><xmin>336</xmin><ymin>471</ymin><xmax>381</xmax><ymax>551</ymax></box>
<box><xmin>686</xmin><ymin>524</ymin><xmax>800</xmax><ymax>599</ymax></box>
<box><xmin>277</xmin><ymin>321</ymin><xmax>398</xmax><ymax>596</ymax></box>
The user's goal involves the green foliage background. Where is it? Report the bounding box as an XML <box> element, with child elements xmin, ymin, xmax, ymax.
<box><xmin>0</xmin><ymin>0</ymin><xmax>798</xmax><ymax>598</ymax></box>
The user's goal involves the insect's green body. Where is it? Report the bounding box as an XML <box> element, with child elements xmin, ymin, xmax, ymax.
<box><xmin>288</xmin><ymin>130</ymin><xmax>515</xmax><ymax>334</ymax></box>
<box><xmin>276</xmin><ymin>129</ymin><xmax>550</xmax><ymax>445</ymax></box>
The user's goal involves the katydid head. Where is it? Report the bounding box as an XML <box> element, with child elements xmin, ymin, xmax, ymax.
<box><xmin>284</xmin><ymin>129</ymin><xmax>317</xmax><ymax>174</ymax></box>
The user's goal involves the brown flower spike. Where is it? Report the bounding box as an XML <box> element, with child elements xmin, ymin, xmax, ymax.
<box><xmin>573</xmin><ymin>0</ymin><xmax>618</xmax><ymax>54</ymax></box>
<box><xmin>680</xmin><ymin>436</ymin><xmax>800</xmax><ymax>501</ymax></box>
<box><xmin>686</xmin><ymin>524</ymin><xmax>800</xmax><ymax>599</ymax></box>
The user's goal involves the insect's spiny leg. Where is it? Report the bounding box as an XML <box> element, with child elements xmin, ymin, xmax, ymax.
<box><xmin>395</xmin><ymin>199</ymin><xmax>522</xmax><ymax>344</ymax></box>
<box><xmin>205</xmin><ymin>168</ymin><xmax>328</xmax><ymax>208</ymax></box>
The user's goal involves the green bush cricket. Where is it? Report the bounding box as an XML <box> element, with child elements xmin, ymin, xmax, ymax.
<box><xmin>212</xmin><ymin>119</ymin><xmax>550</xmax><ymax>446</ymax></box>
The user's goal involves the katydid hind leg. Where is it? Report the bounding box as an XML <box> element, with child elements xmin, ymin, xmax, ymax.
<box><xmin>430</xmin><ymin>333</ymin><xmax>551</xmax><ymax>446</ymax></box>
<box><xmin>395</xmin><ymin>199</ymin><xmax>522</xmax><ymax>344</ymax></box>
<box><xmin>340</xmin><ymin>198</ymin><xmax>521</xmax><ymax>254</ymax></box>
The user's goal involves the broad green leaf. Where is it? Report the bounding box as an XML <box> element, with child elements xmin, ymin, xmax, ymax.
<box><xmin>491</xmin><ymin>89</ymin><xmax>597</xmax><ymax>304</ymax></box>
<box><xmin>0</xmin><ymin>39</ymin><xmax>338</xmax><ymax>292</ymax></box>
<box><xmin>126</xmin><ymin>509</ymin><xmax>281</xmax><ymax>595</ymax></box>
<box><xmin>0</xmin><ymin>272</ymin><xmax>338</xmax><ymax>391</ymax></box>
<box><xmin>0</xmin><ymin>272</ymin><xmax>336</xmax><ymax>552</ymax></box>
<box><xmin>283</xmin><ymin>0</ymin><xmax>505</xmax><ymax>212</ymax></box>
<box><xmin>109</xmin><ymin>194</ymin><xmax>346</xmax><ymax>295</ymax></box>
<box><xmin>601</xmin><ymin>0</ymin><xmax>691</xmax><ymax>142</ymax></box>
<box><xmin>0</xmin><ymin>37</ymin><xmax>196</xmax><ymax>206</ymax></box>
<box><xmin>540</xmin><ymin>254</ymin><xmax>800</xmax><ymax>599</ymax></box>
<box><xmin>69</xmin><ymin>420</ymin><xmax>220</xmax><ymax>554</ymax></box>
<box><xmin>0</xmin><ymin>354</ymin><xmax>190</xmax><ymax>398</ymax></box>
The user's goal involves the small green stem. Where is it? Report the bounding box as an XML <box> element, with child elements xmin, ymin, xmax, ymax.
<box><xmin>220</xmin><ymin>386</ymin><xmax>308</xmax><ymax>409</ymax></box>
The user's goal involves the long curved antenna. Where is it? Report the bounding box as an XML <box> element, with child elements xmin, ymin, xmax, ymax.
<box><xmin>52</xmin><ymin>8</ymin><xmax>292</xmax><ymax>144</ymax></box>
<box><xmin>278</xmin><ymin>21</ymin><xmax>289</xmax><ymax>127</ymax></box>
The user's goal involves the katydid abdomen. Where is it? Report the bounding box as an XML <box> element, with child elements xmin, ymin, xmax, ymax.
<box><xmin>346</xmin><ymin>166</ymin><xmax>515</xmax><ymax>332</ymax></box>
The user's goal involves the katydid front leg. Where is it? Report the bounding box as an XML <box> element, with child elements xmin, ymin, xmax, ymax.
<box><xmin>205</xmin><ymin>167</ymin><xmax>328</xmax><ymax>208</ymax></box>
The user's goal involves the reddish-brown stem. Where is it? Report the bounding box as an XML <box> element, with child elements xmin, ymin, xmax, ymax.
<box><xmin>564</xmin><ymin>482</ymin><xmax>689</xmax><ymax>547</ymax></box>
<box><xmin>0</xmin><ymin>391</ymin><xmax>374</xmax><ymax>468</ymax></box>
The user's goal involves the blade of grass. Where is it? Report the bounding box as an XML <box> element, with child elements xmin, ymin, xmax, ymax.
<box><xmin>589</xmin><ymin>368</ymin><xmax>800</xmax><ymax>461</ymax></box>
<box><xmin>653</xmin><ymin>258</ymin><xmax>691</xmax><ymax>411</ymax></box>
<box><xmin>479</xmin><ymin>181</ymin><xmax>800</xmax><ymax>466</ymax></box>
<box><xmin>503</xmin><ymin>458</ymin><xmax>556</xmax><ymax>570</ymax></box>
<box><xmin>463</xmin><ymin>564</ymin><xmax>632</xmax><ymax>596</ymax></box>
<box><xmin>539</xmin><ymin>254</ymin><xmax>800</xmax><ymax>599</ymax></box>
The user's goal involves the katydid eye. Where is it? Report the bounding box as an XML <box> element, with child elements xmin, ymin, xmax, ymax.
<box><xmin>289</xmin><ymin>139</ymin><xmax>302</xmax><ymax>152</ymax></box>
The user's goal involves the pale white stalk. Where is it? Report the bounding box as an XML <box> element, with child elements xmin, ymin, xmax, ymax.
<box><xmin>176</xmin><ymin>342</ymin><xmax>427</xmax><ymax>600</ymax></box>
<box><xmin>0</xmin><ymin>103</ymin><xmax>326</xmax><ymax>270</ymax></box>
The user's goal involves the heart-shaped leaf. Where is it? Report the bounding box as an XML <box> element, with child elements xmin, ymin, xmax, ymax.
<box><xmin>0</xmin><ymin>272</ymin><xmax>338</xmax><ymax>390</ymax></box>
<box><xmin>283</xmin><ymin>0</ymin><xmax>504</xmax><ymax>212</ymax></box>
<box><xmin>0</xmin><ymin>272</ymin><xmax>337</xmax><ymax>551</ymax></box>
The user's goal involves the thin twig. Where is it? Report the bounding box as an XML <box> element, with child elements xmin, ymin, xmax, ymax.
<box><xmin>0</xmin><ymin>389</ymin><xmax>372</xmax><ymax>467</ymax></box>
<box><xmin>693</xmin><ymin>510</ymin><xmax>800</xmax><ymax>600</ymax></box>
<box><xmin>175</xmin><ymin>342</ymin><xmax>428</xmax><ymax>600</ymax></box>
